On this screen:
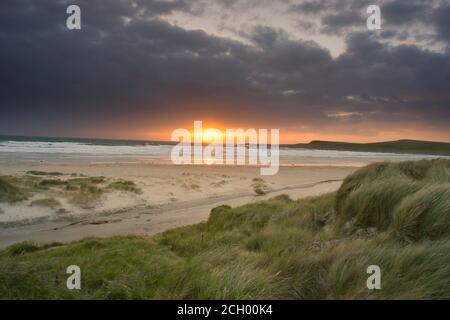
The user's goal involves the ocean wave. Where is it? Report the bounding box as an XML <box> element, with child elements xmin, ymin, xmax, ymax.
<box><xmin>0</xmin><ymin>140</ymin><xmax>447</xmax><ymax>165</ymax></box>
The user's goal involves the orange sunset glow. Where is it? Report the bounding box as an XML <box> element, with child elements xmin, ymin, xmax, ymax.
<box><xmin>101</xmin><ymin>121</ymin><xmax>450</xmax><ymax>145</ymax></box>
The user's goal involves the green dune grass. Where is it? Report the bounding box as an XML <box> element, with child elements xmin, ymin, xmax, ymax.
<box><xmin>0</xmin><ymin>174</ymin><xmax>139</xmax><ymax>209</ymax></box>
<box><xmin>1</xmin><ymin>159</ymin><xmax>449</xmax><ymax>299</ymax></box>
<box><xmin>0</xmin><ymin>176</ymin><xmax>29</xmax><ymax>203</ymax></box>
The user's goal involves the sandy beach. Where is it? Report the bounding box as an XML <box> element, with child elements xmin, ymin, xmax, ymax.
<box><xmin>0</xmin><ymin>161</ymin><xmax>356</xmax><ymax>248</ymax></box>
<box><xmin>2</xmin><ymin>139</ymin><xmax>447</xmax><ymax>249</ymax></box>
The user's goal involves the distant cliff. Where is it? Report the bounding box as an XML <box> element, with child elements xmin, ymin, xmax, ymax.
<box><xmin>285</xmin><ymin>139</ymin><xmax>450</xmax><ymax>156</ymax></box>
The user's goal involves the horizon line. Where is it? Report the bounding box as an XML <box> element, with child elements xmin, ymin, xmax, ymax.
<box><xmin>1</xmin><ymin>133</ymin><xmax>449</xmax><ymax>146</ymax></box>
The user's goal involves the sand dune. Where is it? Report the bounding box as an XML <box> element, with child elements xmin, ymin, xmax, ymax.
<box><xmin>0</xmin><ymin>163</ymin><xmax>355</xmax><ymax>248</ymax></box>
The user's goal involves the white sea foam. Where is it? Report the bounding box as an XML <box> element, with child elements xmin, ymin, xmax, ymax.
<box><xmin>0</xmin><ymin>140</ymin><xmax>172</xmax><ymax>156</ymax></box>
<box><xmin>0</xmin><ymin>140</ymin><xmax>447</xmax><ymax>166</ymax></box>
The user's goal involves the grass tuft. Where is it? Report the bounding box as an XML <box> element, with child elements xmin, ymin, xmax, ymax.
<box><xmin>108</xmin><ymin>180</ymin><xmax>142</xmax><ymax>194</ymax></box>
<box><xmin>393</xmin><ymin>184</ymin><xmax>450</xmax><ymax>241</ymax></box>
<box><xmin>0</xmin><ymin>176</ymin><xmax>28</xmax><ymax>203</ymax></box>
<box><xmin>6</xmin><ymin>241</ymin><xmax>40</xmax><ymax>256</ymax></box>
<box><xmin>251</xmin><ymin>178</ymin><xmax>271</xmax><ymax>195</ymax></box>
<box><xmin>336</xmin><ymin>159</ymin><xmax>450</xmax><ymax>233</ymax></box>
<box><xmin>69</xmin><ymin>186</ymin><xmax>103</xmax><ymax>209</ymax></box>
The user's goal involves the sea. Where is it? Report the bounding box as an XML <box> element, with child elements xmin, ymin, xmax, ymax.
<box><xmin>0</xmin><ymin>135</ymin><xmax>447</xmax><ymax>167</ymax></box>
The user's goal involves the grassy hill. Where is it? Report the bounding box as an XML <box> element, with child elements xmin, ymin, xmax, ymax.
<box><xmin>1</xmin><ymin>159</ymin><xmax>449</xmax><ymax>299</ymax></box>
<box><xmin>285</xmin><ymin>139</ymin><xmax>450</xmax><ymax>156</ymax></box>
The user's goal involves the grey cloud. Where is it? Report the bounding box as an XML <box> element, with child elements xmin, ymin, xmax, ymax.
<box><xmin>290</xmin><ymin>1</ymin><xmax>328</xmax><ymax>15</ymax></box>
<box><xmin>382</xmin><ymin>1</ymin><xmax>429</xmax><ymax>26</ymax></box>
<box><xmin>321</xmin><ymin>10</ymin><xmax>363</xmax><ymax>33</ymax></box>
<box><xmin>433</xmin><ymin>4</ymin><xmax>450</xmax><ymax>42</ymax></box>
<box><xmin>0</xmin><ymin>0</ymin><xmax>450</xmax><ymax>137</ymax></box>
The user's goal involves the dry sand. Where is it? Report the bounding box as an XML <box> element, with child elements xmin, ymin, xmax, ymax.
<box><xmin>0</xmin><ymin>163</ymin><xmax>356</xmax><ymax>248</ymax></box>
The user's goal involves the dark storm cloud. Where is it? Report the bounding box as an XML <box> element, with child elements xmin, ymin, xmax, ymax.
<box><xmin>289</xmin><ymin>0</ymin><xmax>367</xmax><ymax>14</ymax></box>
<box><xmin>0</xmin><ymin>0</ymin><xmax>258</xmax><ymax>131</ymax></box>
<box><xmin>290</xmin><ymin>1</ymin><xmax>328</xmax><ymax>15</ymax></box>
<box><xmin>335</xmin><ymin>33</ymin><xmax>450</xmax><ymax>104</ymax></box>
<box><xmin>288</xmin><ymin>0</ymin><xmax>450</xmax><ymax>45</ymax></box>
<box><xmin>287</xmin><ymin>1</ymin><xmax>368</xmax><ymax>35</ymax></box>
<box><xmin>321</xmin><ymin>10</ymin><xmax>363</xmax><ymax>33</ymax></box>
<box><xmin>382</xmin><ymin>1</ymin><xmax>429</xmax><ymax>25</ymax></box>
<box><xmin>0</xmin><ymin>0</ymin><xmax>450</xmax><ymax>138</ymax></box>
<box><xmin>433</xmin><ymin>4</ymin><xmax>450</xmax><ymax>42</ymax></box>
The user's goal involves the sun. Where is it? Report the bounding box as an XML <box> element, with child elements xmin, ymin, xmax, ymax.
<box><xmin>203</xmin><ymin>128</ymin><xmax>223</xmax><ymax>143</ymax></box>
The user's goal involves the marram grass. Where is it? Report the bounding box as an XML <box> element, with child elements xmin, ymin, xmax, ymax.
<box><xmin>1</xmin><ymin>160</ymin><xmax>449</xmax><ymax>299</ymax></box>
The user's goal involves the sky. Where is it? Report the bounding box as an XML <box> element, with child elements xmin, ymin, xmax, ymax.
<box><xmin>1</xmin><ymin>0</ymin><xmax>450</xmax><ymax>143</ymax></box>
